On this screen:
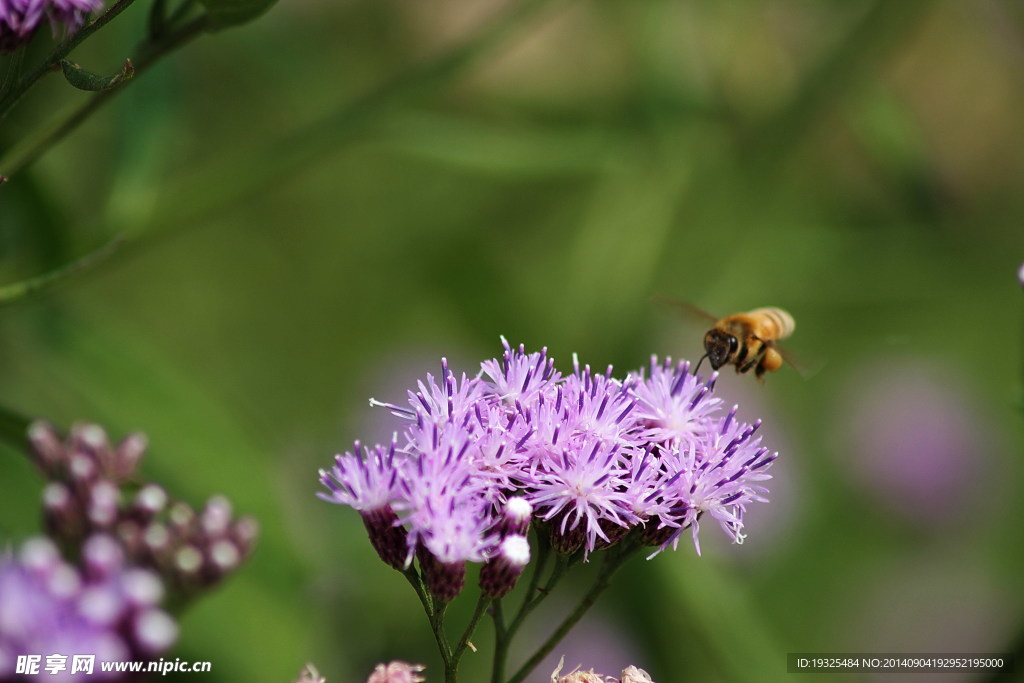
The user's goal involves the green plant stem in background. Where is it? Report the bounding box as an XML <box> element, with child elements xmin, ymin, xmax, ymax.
<box><xmin>0</xmin><ymin>235</ymin><xmax>123</xmax><ymax>306</ymax></box>
<box><xmin>0</xmin><ymin>0</ymin><xmax>139</xmax><ymax>121</ymax></box>
<box><xmin>0</xmin><ymin>46</ymin><xmax>28</xmax><ymax>102</ymax></box>
<box><xmin>489</xmin><ymin>599</ymin><xmax>507</xmax><ymax>683</ymax></box>
<box><xmin>0</xmin><ymin>14</ymin><xmax>208</xmax><ymax>178</ymax></box>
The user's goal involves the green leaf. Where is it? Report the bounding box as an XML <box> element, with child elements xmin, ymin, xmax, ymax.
<box><xmin>0</xmin><ymin>404</ymin><xmax>30</xmax><ymax>455</ymax></box>
<box><xmin>198</xmin><ymin>0</ymin><xmax>276</xmax><ymax>31</ymax></box>
<box><xmin>60</xmin><ymin>59</ymin><xmax>135</xmax><ymax>92</ymax></box>
<box><xmin>0</xmin><ymin>235</ymin><xmax>124</xmax><ymax>306</ymax></box>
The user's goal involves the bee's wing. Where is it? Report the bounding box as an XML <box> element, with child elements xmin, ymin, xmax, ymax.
<box><xmin>772</xmin><ymin>342</ymin><xmax>823</xmax><ymax>380</ymax></box>
<box><xmin>650</xmin><ymin>294</ymin><xmax>718</xmax><ymax>323</ymax></box>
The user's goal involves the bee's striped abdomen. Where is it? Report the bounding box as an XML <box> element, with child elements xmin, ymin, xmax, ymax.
<box><xmin>747</xmin><ymin>307</ymin><xmax>795</xmax><ymax>341</ymax></box>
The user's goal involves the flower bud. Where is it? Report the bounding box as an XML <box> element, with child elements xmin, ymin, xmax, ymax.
<box><xmin>480</xmin><ymin>535</ymin><xmax>530</xmax><ymax>598</ymax></box>
<box><xmin>493</xmin><ymin>496</ymin><xmax>533</xmax><ymax>537</ymax></box>
<box><xmin>360</xmin><ymin>507</ymin><xmax>409</xmax><ymax>571</ymax></box>
<box><xmin>82</xmin><ymin>534</ymin><xmax>124</xmax><ymax>580</ymax></box>
<box><xmin>28</xmin><ymin>421</ymin><xmax>65</xmax><ymax>476</ymax></box>
<box><xmin>417</xmin><ymin>547</ymin><xmax>465</xmax><ymax>603</ymax></box>
<box><xmin>43</xmin><ymin>481</ymin><xmax>83</xmax><ymax>542</ymax></box>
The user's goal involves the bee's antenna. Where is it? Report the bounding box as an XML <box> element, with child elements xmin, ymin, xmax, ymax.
<box><xmin>693</xmin><ymin>353</ymin><xmax>708</xmax><ymax>375</ymax></box>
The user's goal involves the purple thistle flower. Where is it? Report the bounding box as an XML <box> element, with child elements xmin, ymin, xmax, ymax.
<box><xmin>410</xmin><ymin>359</ymin><xmax>485</xmax><ymax>427</ymax></box>
<box><xmin>559</xmin><ymin>362</ymin><xmax>640</xmax><ymax>450</ymax></box>
<box><xmin>617</xmin><ymin>446</ymin><xmax>673</xmax><ymax>524</ymax></box>
<box><xmin>396</xmin><ymin>427</ymin><xmax>498</xmax><ymax>575</ymax></box>
<box><xmin>319</xmin><ymin>440</ymin><xmax>409</xmax><ymax>569</ymax></box>
<box><xmin>479</xmin><ymin>534</ymin><xmax>530</xmax><ymax>598</ymax></box>
<box><xmin>0</xmin><ymin>536</ymin><xmax>176</xmax><ymax>681</ymax></box>
<box><xmin>320</xmin><ymin>338</ymin><xmax>781</xmax><ymax>582</ymax></box>
<box><xmin>480</xmin><ymin>336</ymin><xmax>560</xmax><ymax>406</ymax></box>
<box><xmin>1</xmin><ymin>0</ymin><xmax>102</xmax><ymax>54</ymax></box>
<box><xmin>27</xmin><ymin>421</ymin><xmax>256</xmax><ymax>598</ymax></box>
<box><xmin>411</xmin><ymin>490</ymin><xmax>494</xmax><ymax>565</ymax></box>
<box><xmin>490</xmin><ymin>496</ymin><xmax>533</xmax><ymax>538</ymax></box>
<box><xmin>413</xmin><ymin>495</ymin><xmax>496</xmax><ymax>601</ymax></box>
<box><xmin>628</xmin><ymin>357</ymin><xmax>721</xmax><ymax>449</ymax></box>
<box><xmin>463</xmin><ymin>418</ymin><xmax>529</xmax><ymax>503</ymax></box>
<box><xmin>319</xmin><ymin>440</ymin><xmax>403</xmax><ymax>512</ymax></box>
<box><xmin>528</xmin><ymin>442</ymin><xmax>637</xmax><ymax>556</ymax></box>
<box><xmin>654</xmin><ymin>407</ymin><xmax>776</xmax><ymax>555</ymax></box>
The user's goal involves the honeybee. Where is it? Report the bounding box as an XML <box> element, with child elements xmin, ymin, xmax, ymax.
<box><xmin>655</xmin><ymin>297</ymin><xmax>797</xmax><ymax>381</ymax></box>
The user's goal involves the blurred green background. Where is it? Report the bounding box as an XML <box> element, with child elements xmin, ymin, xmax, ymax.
<box><xmin>2</xmin><ymin>0</ymin><xmax>1023</xmax><ymax>681</ymax></box>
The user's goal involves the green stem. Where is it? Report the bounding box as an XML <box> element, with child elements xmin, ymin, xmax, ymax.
<box><xmin>401</xmin><ymin>564</ymin><xmax>434</xmax><ymax>620</ymax></box>
<box><xmin>491</xmin><ymin>532</ymin><xmax>568</xmax><ymax>683</ymax></box>
<box><xmin>0</xmin><ymin>234</ymin><xmax>124</xmax><ymax>306</ymax></box>
<box><xmin>430</xmin><ymin>601</ymin><xmax>454</xmax><ymax>681</ymax></box>
<box><xmin>489</xmin><ymin>599</ymin><xmax>507</xmax><ymax>683</ymax></box>
<box><xmin>148</xmin><ymin>0</ymin><xmax>168</xmax><ymax>39</ymax></box>
<box><xmin>453</xmin><ymin>592</ymin><xmax>492</xmax><ymax>662</ymax></box>
<box><xmin>516</xmin><ymin>526</ymin><xmax>551</xmax><ymax>616</ymax></box>
<box><xmin>0</xmin><ymin>0</ymin><xmax>139</xmax><ymax>120</ymax></box>
<box><xmin>505</xmin><ymin>541</ymin><xmax>643</xmax><ymax>683</ymax></box>
<box><xmin>0</xmin><ymin>15</ymin><xmax>208</xmax><ymax>178</ymax></box>
<box><xmin>403</xmin><ymin>565</ymin><xmax>456</xmax><ymax>681</ymax></box>
<box><xmin>505</xmin><ymin>551</ymin><xmax>566</xmax><ymax>640</ymax></box>
<box><xmin>1</xmin><ymin>46</ymin><xmax>28</xmax><ymax>101</ymax></box>
<box><xmin>165</xmin><ymin>0</ymin><xmax>200</xmax><ymax>29</ymax></box>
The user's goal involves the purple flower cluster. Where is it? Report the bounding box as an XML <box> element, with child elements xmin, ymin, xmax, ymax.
<box><xmin>29</xmin><ymin>421</ymin><xmax>258</xmax><ymax>599</ymax></box>
<box><xmin>0</xmin><ymin>536</ymin><xmax>176</xmax><ymax>680</ymax></box>
<box><xmin>0</xmin><ymin>0</ymin><xmax>102</xmax><ymax>52</ymax></box>
<box><xmin>320</xmin><ymin>340</ymin><xmax>777</xmax><ymax>599</ymax></box>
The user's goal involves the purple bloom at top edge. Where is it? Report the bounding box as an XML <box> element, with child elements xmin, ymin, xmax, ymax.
<box><xmin>1</xmin><ymin>0</ymin><xmax>102</xmax><ymax>52</ymax></box>
<box><xmin>629</xmin><ymin>356</ymin><xmax>722</xmax><ymax>449</ymax></box>
<box><xmin>480</xmin><ymin>336</ymin><xmax>561</xmax><ymax>406</ymax></box>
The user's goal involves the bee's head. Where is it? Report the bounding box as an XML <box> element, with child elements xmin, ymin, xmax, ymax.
<box><xmin>704</xmin><ymin>329</ymin><xmax>738</xmax><ymax>370</ymax></box>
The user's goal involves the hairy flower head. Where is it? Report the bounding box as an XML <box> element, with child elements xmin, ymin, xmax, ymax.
<box><xmin>319</xmin><ymin>340</ymin><xmax>781</xmax><ymax>586</ymax></box>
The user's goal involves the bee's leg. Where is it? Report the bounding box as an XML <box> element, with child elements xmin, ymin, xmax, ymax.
<box><xmin>738</xmin><ymin>354</ymin><xmax>761</xmax><ymax>374</ymax></box>
<box><xmin>735</xmin><ymin>342</ymin><xmax>749</xmax><ymax>367</ymax></box>
<box><xmin>755</xmin><ymin>362</ymin><xmax>767</xmax><ymax>382</ymax></box>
